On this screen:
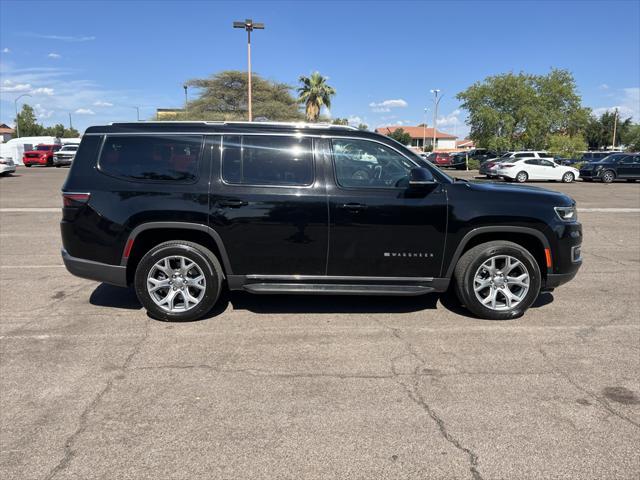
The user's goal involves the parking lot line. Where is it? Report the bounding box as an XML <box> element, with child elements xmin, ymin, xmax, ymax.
<box><xmin>0</xmin><ymin>208</ymin><xmax>59</xmax><ymax>212</ymax></box>
<box><xmin>579</xmin><ymin>208</ymin><xmax>640</xmax><ymax>212</ymax></box>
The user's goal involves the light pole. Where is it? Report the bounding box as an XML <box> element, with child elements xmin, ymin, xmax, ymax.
<box><xmin>68</xmin><ymin>112</ymin><xmax>73</xmax><ymax>130</ymax></box>
<box><xmin>612</xmin><ymin>108</ymin><xmax>618</xmax><ymax>150</ymax></box>
<box><xmin>183</xmin><ymin>85</ymin><xmax>188</xmax><ymax>119</ymax></box>
<box><xmin>233</xmin><ymin>18</ymin><xmax>264</xmax><ymax>122</ymax></box>
<box><xmin>133</xmin><ymin>106</ymin><xmax>140</xmax><ymax>121</ymax></box>
<box><xmin>14</xmin><ymin>93</ymin><xmax>32</xmax><ymax>138</ymax></box>
<box><xmin>430</xmin><ymin>89</ymin><xmax>443</xmax><ymax>151</ymax></box>
<box><xmin>422</xmin><ymin>107</ymin><xmax>429</xmax><ymax>152</ymax></box>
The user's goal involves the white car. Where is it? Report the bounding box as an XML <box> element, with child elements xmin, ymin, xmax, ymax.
<box><xmin>0</xmin><ymin>156</ymin><xmax>16</xmax><ymax>176</ymax></box>
<box><xmin>496</xmin><ymin>158</ymin><xmax>580</xmax><ymax>183</ymax></box>
<box><xmin>53</xmin><ymin>144</ymin><xmax>79</xmax><ymax>167</ymax></box>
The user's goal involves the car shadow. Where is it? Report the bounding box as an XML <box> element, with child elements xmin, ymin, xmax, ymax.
<box><xmin>88</xmin><ymin>283</ymin><xmax>554</xmax><ymax>322</ymax></box>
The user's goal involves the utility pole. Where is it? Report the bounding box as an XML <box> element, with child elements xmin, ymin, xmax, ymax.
<box><xmin>133</xmin><ymin>106</ymin><xmax>140</xmax><ymax>121</ymax></box>
<box><xmin>423</xmin><ymin>108</ymin><xmax>428</xmax><ymax>152</ymax></box>
<box><xmin>14</xmin><ymin>93</ymin><xmax>32</xmax><ymax>138</ymax></box>
<box><xmin>233</xmin><ymin>18</ymin><xmax>264</xmax><ymax>122</ymax></box>
<box><xmin>612</xmin><ymin>108</ymin><xmax>618</xmax><ymax>150</ymax></box>
<box><xmin>183</xmin><ymin>85</ymin><xmax>188</xmax><ymax>119</ymax></box>
<box><xmin>430</xmin><ymin>89</ymin><xmax>442</xmax><ymax>151</ymax></box>
<box><xmin>68</xmin><ymin>112</ymin><xmax>73</xmax><ymax>130</ymax></box>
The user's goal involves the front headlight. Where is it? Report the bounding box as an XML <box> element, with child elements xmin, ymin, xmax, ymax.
<box><xmin>555</xmin><ymin>206</ymin><xmax>577</xmax><ymax>222</ymax></box>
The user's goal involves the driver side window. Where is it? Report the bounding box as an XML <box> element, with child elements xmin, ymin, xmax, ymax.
<box><xmin>331</xmin><ymin>138</ymin><xmax>413</xmax><ymax>189</ymax></box>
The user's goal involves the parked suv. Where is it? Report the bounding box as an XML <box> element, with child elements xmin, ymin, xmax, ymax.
<box><xmin>61</xmin><ymin>122</ymin><xmax>582</xmax><ymax>321</ymax></box>
<box><xmin>53</xmin><ymin>144</ymin><xmax>79</xmax><ymax>167</ymax></box>
<box><xmin>23</xmin><ymin>144</ymin><xmax>61</xmax><ymax>167</ymax></box>
<box><xmin>451</xmin><ymin>148</ymin><xmax>498</xmax><ymax>170</ymax></box>
<box><xmin>579</xmin><ymin>153</ymin><xmax>640</xmax><ymax>182</ymax></box>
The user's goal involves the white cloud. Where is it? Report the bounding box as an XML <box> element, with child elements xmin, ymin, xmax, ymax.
<box><xmin>369</xmin><ymin>98</ymin><xmax>408</xmax><ymax>112</ymax></box>
<box><xmin>1</xmin><ymin>79</ymin><xmax>32</xmax><ymax>92</ymax></box>
<box><xmin>74</xmin><ymin>108</ymin><xmax>95</xmax><ymax>115</ymax></box>
<box><xmin>93</xmin><ymin>100</ymin><xmax>113</xmax><ymax>107</ymax></box>
<box><xmin>48</xmin><ymin>53</ymin><xmax>61</xmax><ymax>59</ymax></box>
<box><xmin>32</xmin><ymin>87</ymin><xmax>54</xmax><ymax>96</ymax></box>
<box><xmin>34</xmin><ymin>104</ymin><xmax>54</xmax><ymax>119</ymax></box>
<box><xmin>2</xmin><ymin>48</ymin><xmax>9</xmax><ymax>54</ymax></box>
<box><xmin>593</xmin><ymin>87</ymin><xmax>640</xmax><ymax>121</ymax></box>
<box><xmin>347</xmin><ymin>115</ymin><xmax>363</xmax><ymax>126</ymax></box>
<box><xmin>28</xmin><ymin>34</ymin><xmax>96</xmax><ymax>42</ymax></box>
<box><xmin>436</xmin><ymin>109</ymin><xmax>462</xmax><ymax>128</ymax></box>
<box><xmin>599</xmin><ymin>84</ymin><xmax>609</xmax><ymax>90</ymax></box>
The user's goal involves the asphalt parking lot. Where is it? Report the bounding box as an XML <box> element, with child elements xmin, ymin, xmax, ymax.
<box><xmin>1</xmin><ymin>167</ymin><xmax>639</xmax><ymax>479</ymax></box>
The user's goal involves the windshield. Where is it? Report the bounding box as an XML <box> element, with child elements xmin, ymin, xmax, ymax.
<box><xmin>35</xmin><ymin>145</ymin><xmax>51</xmax><ymax>151</ymax></box>
<box><xmin>61</xmin><ymin>145</ymin><xmax>78</xmax><ymax>151</ymax></box>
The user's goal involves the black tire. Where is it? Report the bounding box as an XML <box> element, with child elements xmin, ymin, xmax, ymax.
<box><xmin>515</xmin><ymin>171</ymin><xmax>528</xmax><ymax>183</ymax></box>
<box><xmin>134</xmin><ymin>240</ymin><xmax>224</xmax><ymax>321</ymax></box>
<box><xmin>601</xmin><ymin>170</ymin><xmax>615</xmax><ymax>183</ymax></box>
<box><xmin>454</xmin><ymin>241</ymin><xmax>541</xmax><ymax>320</ymax></box>
<box><xmin>25</xmin><ymin>164</ymin><xmax>31</xmax><ymax>168</ymax></box>
<box><xmin>55</xmin><ymin>165</ymin><xmax>61</xmax><ymax>168</ymax></box>
<box><xmin>562</xmin><ymin>172</ymin><xmax>575</xmax><ymax>183</ymax></box>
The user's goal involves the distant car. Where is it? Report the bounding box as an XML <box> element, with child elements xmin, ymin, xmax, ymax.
<box><xmin>23</xmin><ymin>144</ymin><xmax>61</xmax><ymax>167</ymax></box>
<box><xmin>581</xmin><ymin>151</ymin><xmax>621</xmax><ymax>163</ymax></box>
<box><xmin>450</xmin><ymin>149</ymin><xmax>499</xmax><ymax>170</ymax></box>
<box><xmin>497</xmin><ymin>158</ymin><xmax>579</xmax><ymax>183</ymax></box>
<box><xmin>53</xmin><ymin>144</ymin><xmax>79</xmax><ymax>167</ymax></box>
<box><xmin>0</xmin><ymin>156</ymin><xmax>16</xmax><ymax>175</ymax></box>
<box><xmin>579</xmin><ymin>153</ymin><xmax>640</xmax><ymax>183</ymax></box>
<box><xmin>480</xmin><ymin>151</ymin><xmax>554</xmax><ymax>178</ymax></box>
<box><xmin>426</xmin><ymin>152</ymin><xmax>452</xmax><ymax>167</ymax></box>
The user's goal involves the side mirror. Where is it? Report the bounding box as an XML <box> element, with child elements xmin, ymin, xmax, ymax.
<box><xmin>409</xmin><ymin>167</ymin><xmax>435</xmax><ymax>187</ymax></box>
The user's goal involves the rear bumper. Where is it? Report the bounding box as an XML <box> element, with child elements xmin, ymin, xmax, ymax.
<box><xmin>61</xmin><ymin>248</ymin><xmax>127</xmax><ymax>287</ymax></box>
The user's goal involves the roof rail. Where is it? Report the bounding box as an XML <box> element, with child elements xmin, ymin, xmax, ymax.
<box><xmin>109</xmin><ymin>120</ymin><xmax>358</xmax><ymax>130</ymax></box>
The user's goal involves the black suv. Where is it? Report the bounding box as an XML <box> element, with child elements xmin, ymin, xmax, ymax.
<box><xmin>61</xmin><ymin>122</ymin><xmax>582</xmax><ymax>321</ymax></box>
<box><xmin>450</xmin><ymin>148</ymin><xmax>499</xmax><ymax>169</ymax></box>
<box><xmin>579</xmin><ymin>153</ymin><xmax>640</xmax><ymax>182</ymax></box>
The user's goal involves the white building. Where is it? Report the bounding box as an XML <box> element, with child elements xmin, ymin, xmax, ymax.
<box><xmin>375</xmin><ymin>125</ymin><xmax>458</xmax><ymax>151</ymax></box>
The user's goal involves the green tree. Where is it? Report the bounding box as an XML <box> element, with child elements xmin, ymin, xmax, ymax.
<box><xmin>331</xmin><ymin>118</ymin><xmax>349</xmax><ymax>125</ymax></box>
<box><xmin>547</xmin><ymin>134</ymin><xmax>587</xmax><ymax>159</ymax></box>
<box><xmin>386</xmin><ymin>128</ymin><xmax>412</xmax><ymax>145</ymax></box>
<box><xmin>456</xmin><ymin>69</ymin><xmax>590</xmax><ymax>150</ymax></box>
<box><xmin>357</xmin><ymin>123</ymin><xmax>369</xmax><ymax>131</ymax></box>
<box><xmin>15</xmin><ymin>104</ymin><xmax>44</xmax><ymax>137</ymax></box>
<box><xmin>182</xmin><ymin>70</ymin><xmax>303</xmax><ymax>121</ymax></box>
<box><xmin>44</xmin><ymin>123</ymin><xmax>66</xmax><ymax>138</ymax></box>
<box><xmin>621</xmin><ymin>124</ymin><xmax>640</xmax><ymax>151</ymax></box>
<box><xmin>63</xmin><ymin>127</ymin><xmax>80</xmax><ymax>137</ymax></box>
<box><xmin>584</xmin><ymin>111</ymin><xmax>632</xmax><ymax>149</ymax></box>
<box><xmin>297</xmin><ymin>72</ymin><xmax>336</xmax><ymax>122</ymax></box>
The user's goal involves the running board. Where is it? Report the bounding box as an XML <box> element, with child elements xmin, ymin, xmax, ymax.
<box><xmin>242</xmin><ymin>283</ymin><xmax>434</xmax><ymax>296</ymax></box>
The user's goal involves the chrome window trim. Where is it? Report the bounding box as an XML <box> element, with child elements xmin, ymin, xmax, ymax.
<box><xmin>245</xmin><ymin>274</ymin><xmax>434</xmax><ymax>282</ymax></box>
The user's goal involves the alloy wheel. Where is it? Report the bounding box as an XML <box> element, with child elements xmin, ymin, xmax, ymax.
<box><xmin>146</xmin><ymin>255</ymin><xmax>206</xmax><ymax>313</ymax></box>
<box><xmin>473</xmin><ymin>255</ymin><xmax>530</xmax><ymax>311</ymax></box>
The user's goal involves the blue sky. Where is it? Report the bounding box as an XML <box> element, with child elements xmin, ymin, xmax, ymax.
<box><xmin>1</xmin><ymin>0</ymin><xmax>639</xmax><ymax>136</ymax></box>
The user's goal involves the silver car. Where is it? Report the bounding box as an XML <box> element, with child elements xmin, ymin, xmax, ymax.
<box><xmin>0</xmin><ymin>156</ymin><xmax>16</xmax><ymax>176</ymax></box>
<box><xmin>53</xmin><ymin>144</ymin><xmax>79</xmax><ymax>167</ymax></box>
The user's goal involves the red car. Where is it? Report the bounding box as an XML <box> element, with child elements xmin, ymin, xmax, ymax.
<box><xmin>426</xmin><ymin>152</ymin><xmax>452</xmax><ymax>167</ymax></box>
<box><xmin>23</xmin><ymin>144</ymin><xmax>61</xmax><ymax>167</ymax></box>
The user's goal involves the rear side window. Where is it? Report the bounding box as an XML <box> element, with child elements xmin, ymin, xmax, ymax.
<box><xmin>99</xmin><ymin>135</ymin><xmax>202</xmax><ymax>182</ymax></box>
<box><xmin>222</xmin><ymin>135</ymin><xmax>313</xmax><ymax>186</ymax></box>
<box><xmin>515</xmin><ymin>153</ymin><xmax>530</xmax><ymax>158</ymax></box>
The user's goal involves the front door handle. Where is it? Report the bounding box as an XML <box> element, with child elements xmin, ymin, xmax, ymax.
<box><xmin>340</xmin><ymin>202</ymin><xmax>368</xmax><ymax>211</ymax></box>
<box><xmin>218</xmin><ymin>199</ymin><xmax>248</xmax><ymax>208</ymax></box>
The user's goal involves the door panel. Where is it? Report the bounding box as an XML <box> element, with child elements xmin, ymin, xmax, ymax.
<box><xmin>207</xmin><ymin>135</ymin><xmax>329</xmax><ymax>275</ymax></box>
<box><xmin>322</xmin><ymin>138</ymin><xmax>447</xmax><ymax>278</ymax></box>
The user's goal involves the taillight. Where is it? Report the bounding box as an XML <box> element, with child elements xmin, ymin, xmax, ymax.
<box><xmin>62</xmin><ymin>192</ymin><xmax>90</xmax><ymax>207</ymax></box>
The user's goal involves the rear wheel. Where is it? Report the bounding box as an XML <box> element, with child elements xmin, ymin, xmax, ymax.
<box><xmin>454</xmin><ymin>241</ymin><xmax>541</xmax><ymax>320</ymax></box>
<box><xmin>134</xmin><ymin>241</ymin><xmax>223</xmax><ymax>321</ymax></box>
<box><xmin>515</xmin><ymin>171</ymin><xmax>528</xmax><ymax>183</ymax></box>
<box><xmin>25</xmin><ymin>164</ymin><xmax>31</xmax><ymax>168</ymax></box>
<box><xmin>601</xmin><ymin>170</ymin><xmax>615</xmax><ymax>183</ymax></box>
<box><xmin>562</xmin><ymin>172</ymin><xmax>575</xmax><ymax>183</ymax></box>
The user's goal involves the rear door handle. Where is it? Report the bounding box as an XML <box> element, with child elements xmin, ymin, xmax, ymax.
<box><xmin>340</xmin><ymin>202</ymin><xmax>368</xmax><ymax>211</ymax></box>
<box><xmin>218</xmin><ymin>199</ymin><xmax>248</xmax><ymax>208</ymax></box>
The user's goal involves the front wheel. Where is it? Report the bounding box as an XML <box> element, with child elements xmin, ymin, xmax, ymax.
<box><xmin>515</xmin><ymin>171</ymin><xmax>528</xmax><ymax>183</ymax></box>
<box><xmin>454</xmin><ymin>241</ymin><xmax>541</xmax><ymax>320</ymax></box>
<box><xmin>134</xmin><ymin>241</ymin><xmax>224</xmax><ymax>321</ymax></box>
<box><xmin>562</xmin><ymin>172</ymin><xmax>575</xmax><ymax>183</ymax></box>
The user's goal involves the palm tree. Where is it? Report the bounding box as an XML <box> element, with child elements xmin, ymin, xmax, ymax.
<box><xmin>297</xmin><ymin>72</ymin><xmax>336</xmax><ymax>122</ymax></box>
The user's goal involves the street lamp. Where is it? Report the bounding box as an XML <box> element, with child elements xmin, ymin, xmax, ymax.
<box><xmin>14</xmin><ymin>93</ymin><xmax>32</xmax><ymax>138</ymax></box>
<box><xmin>423</xmin><ymin>107</ymin><xmax>429</xmax><ymax>152</ymax></box>
<box><xmin>183</xmin><ymin>85</ymin><xmax>188</xmax><ymax>119</ymax></box>
<box><xmin>430</xmin><ymin>89</ymin><xmax>443</xmax><ymax>151</ymax></box>
<box><xmin>233</xmin><ymin>18</ymin><xmax>264</xmax><ymax>122</ymax></box>
<box><xmin>133</xmin><ymin>106</ymin><xmax>140</xmax><ymax>121</ymax></box>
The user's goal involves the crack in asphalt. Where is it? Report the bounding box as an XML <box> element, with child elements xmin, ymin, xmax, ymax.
<box><xmin>42</xmin><ymin>318</ymin><xmax>150</xmax><ymax>480</ymax></box>
<box><xmin>375</xmin><ymin>319</ymin><xmax>484</xmax><ymax>480</ymax></box>
<box><xmin>539</xmin><ymin>346</ymin><xmax>639</xmax><ymax>430</ymax></box>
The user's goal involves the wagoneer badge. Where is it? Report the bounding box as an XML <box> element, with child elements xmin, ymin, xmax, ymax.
<box><xmin>384</xmin><ymin>252</ymin><xmax>434</xmax><ymax>258</ymax></box>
